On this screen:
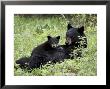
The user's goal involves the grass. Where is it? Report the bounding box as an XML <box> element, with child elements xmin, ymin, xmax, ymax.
<box><xmin>14</xmin><ymin>15</ymin><xmax>97</xmax><ymax>76</ymax></box>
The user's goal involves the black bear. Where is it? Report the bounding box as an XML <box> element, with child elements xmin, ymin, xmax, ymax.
<box><xmin>16</xmin><ymin>36</ymin><xmax>60</xmax><ymax>69</ymax></box>
<box><xmin>16</xmin><ymin>24</ymin><xmax>87</xmax><ymax>69</ymax></box>
<box><xmin>63</xmin><ymin>24</ymin><xmax>87</xmax><ymax>58</ymax></box>
<box><xmin>52</xmin><ymin>24</ymin><xmax>87</xmax><ymax>60</ymax></box>
<box><xmin>65</xmin><ymin>24</ymin><xmax>87</xmax><ymax>48</ymax></box>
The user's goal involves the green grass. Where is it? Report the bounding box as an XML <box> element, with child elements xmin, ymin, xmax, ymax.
<box><xmin>14</xmin><ymin>15</ymin><xmax>97</xmax><ymax>76</ymax></box>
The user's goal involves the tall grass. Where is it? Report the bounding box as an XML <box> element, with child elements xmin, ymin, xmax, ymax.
<box><xmin>14</xmin><ymin>14</ymin><xmax>97</xmax><ymax>76</ymax></box>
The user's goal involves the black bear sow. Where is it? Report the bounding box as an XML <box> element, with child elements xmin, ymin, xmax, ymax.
<box><xmin>65</xmin><ymin>24</ymin><xmax>87</xmax><ymax>58</ymax></box>
<box><xmin>66</xmin><ymin>24</ymin><xmax>87</xmax><ymax>48</ymax></box>
<box><xmin>16</xmin><ymin>36</ymin><xmax>60</xmax><ymax>69</ymax></box>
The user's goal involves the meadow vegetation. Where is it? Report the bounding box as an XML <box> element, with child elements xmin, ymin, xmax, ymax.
<box><xmin>14</xmin><ymin>14</ymin><xmax>97</xmax><ymax>76</ymax></box>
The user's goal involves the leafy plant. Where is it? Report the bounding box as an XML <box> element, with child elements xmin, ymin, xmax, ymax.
<box><xmin>14</xmin><ymin>14</ymin><xmax>97</xmax><ymax>76</ymax></box>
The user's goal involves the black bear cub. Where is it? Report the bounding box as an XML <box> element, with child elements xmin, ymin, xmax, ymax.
<box><xmin>16</xmin><ymin>36</ymin><xmax>60</xmax><ymax>69</ymax></box>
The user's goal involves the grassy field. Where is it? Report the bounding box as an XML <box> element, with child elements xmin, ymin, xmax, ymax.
<box><xmin>14</xmin><ymin>15</ymin><xmax>97</xmax><ymax>76</ymax></box>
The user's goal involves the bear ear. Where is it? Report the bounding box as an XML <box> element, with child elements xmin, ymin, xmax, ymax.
<box><xmin>47</xmin><ymin>36</ymin><xmax>51</xmax><ymax>40</ymax></box>
<box><xmin>56</xmin><ymin>36</ymin><xmax>60</xmax><ymax>39</ymax></box>
<box><xmin>67</xmin><ymin>24</ymin><xmax>73</xmax><ymax>30</ymax></box>
<box><xmin>78</xmin><ymin>26</ymin><xmax>84</xmax><ymax>34</ymax></box>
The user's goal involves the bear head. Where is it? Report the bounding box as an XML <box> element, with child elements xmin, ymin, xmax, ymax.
<box><xmin>65</xmin><ymin>24</ymin><xmax>87</xmax><ymax>48</ymax></box>
<box><xmin>47</xmin><ymin>36</ymin><xmax>60</xmax><ymax>48</ymax></box>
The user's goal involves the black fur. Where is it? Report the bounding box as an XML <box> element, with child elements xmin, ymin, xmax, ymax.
<box><xmin>16</xmin><ymin>36</ymin><xmax>60</xmax><ymax>69</ymax></box>
<box><xmin>66</xmin><ymin>24</ymin><xmax>87</xmax><ymax>48</ymax></box>
<box><xmin>16</xmin><ymin>24</ymin><xmax>87</xmax><ymax>69</ymax></box>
